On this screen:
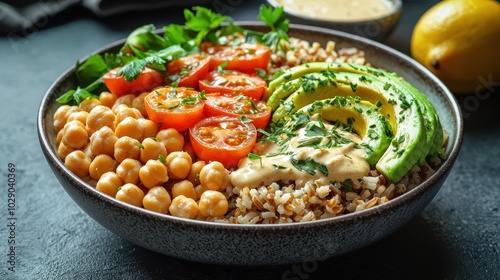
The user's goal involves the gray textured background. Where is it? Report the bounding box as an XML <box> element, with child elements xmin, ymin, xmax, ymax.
<box><xmin>1</xmin><ymin>0</ymin><xmax>499</xmax><ymax>279</ymax></box>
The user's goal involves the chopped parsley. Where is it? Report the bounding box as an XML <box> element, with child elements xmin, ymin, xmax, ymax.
<box><xmin>290</xmin><ymin>156</ymin><xmax>328</xmax><ymax>176</ymax></box>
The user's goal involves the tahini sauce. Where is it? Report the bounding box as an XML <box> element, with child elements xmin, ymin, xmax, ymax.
<box><xmin>276</xmin><ymin>0</ymin><xmax>395</xmax><ymax>21</ymax></box>
<box><xmin>230</xmin><ymin>117</ymin><xmax>370</xmax><ymax>189</ymax></box>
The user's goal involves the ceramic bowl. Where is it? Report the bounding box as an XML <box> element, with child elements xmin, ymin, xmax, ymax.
<box><xmin>266</xmin><ymin>0</ymin><xmax>403</xmax><ymax>41</ymax></box>
<box><xmin>38</xmin><ymin>23</ymin><xmax>463</xmax><ymax>266</ymax></box>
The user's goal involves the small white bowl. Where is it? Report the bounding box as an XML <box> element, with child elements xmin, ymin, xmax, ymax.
<box><xmin>266</xmin><ymin>0</ymin><xmax>403</xmax><ymax>41</ymax></box>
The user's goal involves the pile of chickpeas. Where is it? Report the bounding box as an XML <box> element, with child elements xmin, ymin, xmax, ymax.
<box><xmin>53</xmin><ymin>90</ymin><xmax>231</xmax><ymax>220</ymax></box>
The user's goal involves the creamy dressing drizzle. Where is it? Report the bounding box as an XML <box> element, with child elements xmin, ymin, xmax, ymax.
<box><xmin>230</xmin><ymin>116</ymin><xmax>370</xmax><ymax>189</ymax></box>
<box><xmin>276</xmin><ymin>0</ymin><xmax>395</xmax><ymax>21</ymax></box>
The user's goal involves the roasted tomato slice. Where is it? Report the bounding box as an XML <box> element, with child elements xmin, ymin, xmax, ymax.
<box><xmin>199</xmin><ymin>70</ymin><xmax>267</xmax><ymax>100</ymax></box>
<box><xmin>144</xmin><ymin>87</ymin><xmax>204</xmax><ymax>132</ymax></box>
<box><xmin>166</xmin><ymin>54</ymin><xmax>210</xmax><ymax>90</ymax></box>
<box><xmin>103</xmin><ymin>67</ymin><xmax>164</xmax><ymax>96</ymax></box>
<box><xmin>202</xmin><ymin>43</ymin><xmax>271</xmax><ymax>74</ymax></box>
<box><xmin>203</xmin><ymin>92</ymin><xmax>271</xmax><ymax>129</ymax></box>
<box><xmin>190</xmin><ymin>116</ymin><xmax>257</xmax><ymax>168</ymax></box>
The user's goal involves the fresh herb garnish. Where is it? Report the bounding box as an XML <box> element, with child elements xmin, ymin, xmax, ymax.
<box><xmin>158</xmin><ymin>154</ymin><xmax>166</xmax><ymax>163</ymax></box>
<box><xmin>290</xmin><ymin>156</ymin><xmax>328</xmax><ymax>176</ymax></box>
<box><xmin>248</xmin><ymin>153</ymin><xmax>263</xmax><ymax>167</ymax></box>
<box><xmin>256</xmin><ymin>4</ymin><xmax>290</xmax><ymax>51</ymax></box>
<box><xmin>343</xmin><ymin>179</ymin><xmax>354</xmax><ymax>192</ymax></box>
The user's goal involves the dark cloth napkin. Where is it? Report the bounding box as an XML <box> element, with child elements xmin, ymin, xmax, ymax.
<box><xmin>0</xmin><ymin>0</ymin><xmax>210</xmax><ymax>34</ymax></box>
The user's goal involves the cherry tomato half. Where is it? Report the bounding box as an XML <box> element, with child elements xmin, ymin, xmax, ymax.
<box><xmin>199</xmin><ymin>70</ymin><xmax>267</xmax><ymax>100</ymax></box>
<box><xmin>166</xmin><ymin>54</ymin><xmax>211</xmax><ymax>90</ymax></box>
<box><xmin>144</xmin><ymin>87</ymin><xmax>204</xmax><ymax>132</ymax></box>
<box><xmin>202</xmin><ymin>43</ymin><xmax>271</xmax><ymax>74</ymax></box>
<box><xmin>103</xmin><ymin>67</ymin><xmax>164</xmax><ymax>97</ymax></box>
<box><xmin>203</xmin><ymin>92</ymin><xmax>271</xmax><ymax>129</ymax></box>
<box><xmin>189</xmin><ymin>116</ymin><xmax>257</xmax><ymax>168</ymax></box>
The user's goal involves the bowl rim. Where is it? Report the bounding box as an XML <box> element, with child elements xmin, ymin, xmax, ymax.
<box><xmin>265</xmin><ymin>0</ymin><xmax>403</xmax><ymax>25</ymax></box>
<box><xmin>37</xmin><ymin>21</ymin><xmax>463</xmax><ymax>231</ymax></box>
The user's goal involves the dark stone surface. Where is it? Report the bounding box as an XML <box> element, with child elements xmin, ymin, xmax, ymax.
<box><xmin>1</xmin><ymin>0</ymin><xmax>498</xmax><ymax>279</ymax></box>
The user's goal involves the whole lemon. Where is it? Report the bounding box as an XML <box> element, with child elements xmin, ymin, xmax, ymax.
<box><xmin>411</xmin><ymin>0</ymin><xmax>500</xmax><ymax>94</ymax></box>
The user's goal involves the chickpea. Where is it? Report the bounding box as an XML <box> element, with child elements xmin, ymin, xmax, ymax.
<box><xmin>79</xmin><ymin>98</ymin><xmax>101</xmax><ymax>112</ymax></box>
<box><xmin>132</xmin><ymin>92</ymin><xmax>148</xmax><ymax>117</ymax></box>
<box><xmin>139</xmin><ymin>159</ymin><xmax>169</xmax><ymax>189</ymax></box>
<box><xmin>86</xmin><ymin>105</ymin><xmax>116</xmax><ymax>133</ymax></box>
<box><xmin>171</xmin><ymin>180</ymin><xmax>197</xmax><ymax>200</ymax></box>
<box><xmin>112</xmin><ymin>94</ymin><xmax>135</xmax><ymax>113</ymax></box>
<box><xmin>163</xmin><ymin>179</ymin><xmax>180</xmax><ymax>193</ymax></box>
<box><xmin>140</xmin><ymin>137</ymin><xmax>167</xmax><ymax>164</ymax></box>
<box><xmin>116</xmin><ymin>158</ymin><xmax>142</xmax><ymax>184</ymax></box>
<box><xmin>89</xmin><ymin>126</ymin><xmax>118</xmax><ymax>156</ymax></box>
<box><xmin>198</xmin><ymin>190</ymin><xmax>229</xmax><ymax>218</ymax></box>
<box><xmin>186</xmin><ymin>160</ymin><xmax>206</xmax><ymax>186</ymax></box>
<box><xmin>89</xmin><ymin>154</ymin><xmax>118</xmax><ymax>181</ymax></box>
<box><xmin>57</xmin><ymin>141</ymin><xmax>75</xmax><ymax>161</ymax></box>
<box><xmin>199</xmin><ymin>161</ymin><xmax>230</xmax><ymax>191</ymax></box>
<box><xmin>96</xmin><ymin>171</ymin><xmax>122</xmax><ymax>197</ymax></box>
<box><xmin>115</xmin><ymin>183</ymin><xmax>144</xmax><ymax>207</ymax></box>
<box><xmin>56</xmin><ymin>129</ymin><xmax>64</xmax><ymax>145</ymax></box>
<box><xmin>115</xmin><ymin>117</ymin><xmax>142</xmax><ymax>140</ymax></box>
<box><xmin>166</xmin><ymin>151</ymin><xmax>192</xmax><ymax>180</ymax></box>
<box><xmin>156</xmin><ymin>128</ymin><xmax>184</xmax><ymax>153</ymax></box>
<box><xmin>139</xmin><ymin>118</ymin><xmax>158</xmax><ymax>140</ymax></box>
<box><xmin>64</xmin><ymin>150</ymin><xmax>91</xmax><ymax>178</ymax></box>
<box><xmin>114</xmin><ymin>105</ymin><xmax>143</xmax><ymax>127</ymax></box>
<box><xmin>114</xmin><ymin>136</ymin><xmax>141</xmax><ymax>163</ymax></box>
<box><xmin>62</xmin><ymin>120</ymin><xmax>88</xmax><ymax>149</ymax></box>
<box><xmin>194</xmin><ymin>184</ymin><xmax>206</xmax><ymax>200</ymax></box>
<box><xmin>82</xmin><ymin>144</ymin><xmax>95</xmax><ymax>161</ymax></box>
<box><xmin>169</xmin><ymin>195</ymin><xmax>199</xmax><ymax>219</ymax></box>
<box><xmin>67</xmin><ymin>110</ymin><xmax>88</xmax><ymax>125</ymax></box>
<box><xmin>53</xmin><ymin>105</ymin><xmax>79</xmax><ymax>132</ymax></box>
<box><xmin>143</xmin><ymin>186</ymin><xmax>171</xmax><ymax>214</ymax></box>
<box><xmin>182</xmin><ymin>141</ymin><xmax>197</xmax><ymax>163</ymax></box>
<box><xmin>99</xmin><ymin>91</ymin><xmax>117</xmax><ymax>108</ymax></box>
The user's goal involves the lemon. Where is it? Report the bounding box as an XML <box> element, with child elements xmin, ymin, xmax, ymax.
<box><xmin>410</xmin><ymin>0</ymin><xmax>500</xmax><ymax>94</ymax></box>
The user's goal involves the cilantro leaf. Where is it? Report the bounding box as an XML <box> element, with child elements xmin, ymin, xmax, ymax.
<box><xmin>184</xmin><ymin>6</ymin><xmax>230</xmax><ymax>47</ymax></box>
<box><xmin>75</xmin><ymin>54</ymin><xmax>108</xmax><ymax>87</ymax></box>
<box><xmin>103</xmin><ymin>52</ymin><xmax>137</xmax><ymax>69</ymax></box>
<box><xmin>120</xmin><ymin>24</ymin><xmax>168</xmax><ymax>57</ymax></box>
<box><xmin>257</xmin><ymin>4</ymin><xmax>290</xmax><ymax>51</ymax></box>
<box><xmin>56</xmin><ymin>77</ymin><xmax>103</xmax><ymax>106</ymax></box>
<box><xmin>116</xmin><ymin>45</ymin><xmax>185</xmax><ymax>81</ymax></box>
<box><xmin>290</xmin><ymin>156</ymin><xmax>328</xmax><ymax>176</ymax></box>
<box><xmin>258</xmin><ymin>5</ymin><xmax>289</xmax><ymax>32</ymax></box>
<box><xmin>163</xmin><ymin>24</ymin><xmax>194</xmax><ymax>50</ymax></box>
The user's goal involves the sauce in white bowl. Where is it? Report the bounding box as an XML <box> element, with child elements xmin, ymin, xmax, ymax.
<box><xmin>275</xmin><ymin>0</ymin><xmax>397</xmax><ymax>21</ymax></box>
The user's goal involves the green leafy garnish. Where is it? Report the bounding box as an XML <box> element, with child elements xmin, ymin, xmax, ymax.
<box><xmin>343</xmin><ymin>179</ymin><xmax>354</xmax><ymax>192</ymax></box>
<box><xmin>75</xmin><ymin>54</ymin><xmax>109</xmax><ymax>87</ymax></box>
<box><xmin>248</xmin><ymin>153</ymin><xmax>263</xmax><ymax>167</ymax></box>
<box><xmin>56</xmin><ymin>5</ymin><xmax>293</xmax><ymax>106</ymax></box>
<box><xmin>184</xmin><ymin>6</ymin><xmax>230</xmax><ymax>47</ymax></box>
<box><xmin>290</xmin><ymin>156</ymin><xmax>328</xmax><ymax>176</ymax></box>
<box><xmin>257</xmin><ymin>4</ymin><xmax>290</xmax><ymax>51</ymax></box>
<box><xmin>56</xmin><ymin>77</ymin><xmax>103</xmax><ymax>106</ymax></box>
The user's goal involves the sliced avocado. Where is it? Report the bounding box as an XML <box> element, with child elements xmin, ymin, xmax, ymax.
<box><xmin>384</xmin><ymin>72</ymin><xmax>444</xmax><ymax>163</ymax></box>
<box><xmin>295</xmin><ymin>96</ymin><xmax>393</xmax><ymax>166</ymax></box>
<box><xmin>265</xmin><ymin>62</ymin><xmax>344</xmax><ymax>101</ymax></box>
<box><xmin>271</xmin><ymin>72</ymin><xmax>397</xmax><ymax>132</ymax></box>
<box><xmin>266</xmin><ymin>73</ymin><xmax>321</xmax><ymax>111</ymax></box>
<box><xmin>334</xmin><ymin>63</ymin><xmax>445</xmax><ymax>164</ymax></box>
<box><xmin>266</xmin><ymin>62</ymin><xmax>435</xmax><ymax>182</ymax></box>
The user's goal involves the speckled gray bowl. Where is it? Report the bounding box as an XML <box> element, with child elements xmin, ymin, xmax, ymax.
<box><xmin>38</xmin><ymin>23</ymin><xmax>463</xmax><ymax>266</ymax></box>
<box><xmin>266</xmin><ymin>0</ymin><xmax>403</xmax><ymax>42</ymax></box>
